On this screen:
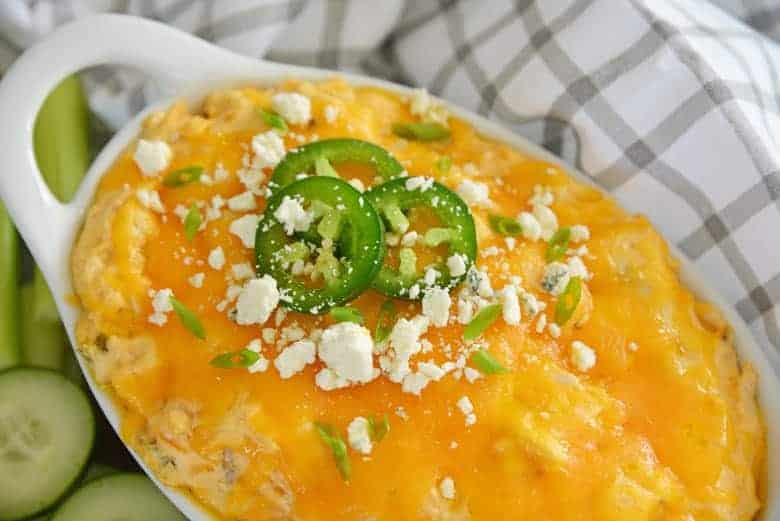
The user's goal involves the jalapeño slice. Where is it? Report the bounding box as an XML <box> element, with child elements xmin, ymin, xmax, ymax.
<box><xmin>270</xmin><ymin>138</ymin><xmax>405</xmax><ymax>189</ymax></box>
<box><xmin>255</xmin><ymin>176</ymin><xmax>385</xmax><ymax>314</ymax></box>
<box><xmin>366</xmin><ymin>178</ymin><xmax>476</xmax><ymax>299</ymax></box>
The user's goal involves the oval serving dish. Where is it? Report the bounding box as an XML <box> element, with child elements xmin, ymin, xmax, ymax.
<box><xmin>0</xmin><ymin>14</ymin><xmax>777</xmax><ymax>521</ymax></box>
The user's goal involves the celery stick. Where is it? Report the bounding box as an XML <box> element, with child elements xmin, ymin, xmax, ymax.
<box><xmin>26</xmin><ymin>75</ymin><xmax>91</xmax><ymax>371</ymax></box>
<box><xmin>34</xmin><ymin>75</ymin><xmax>91</xmax><ymax>202</ymax></box>
<box><xmin>20</xmin><ymin>284</ymin><xmax>66</xmax><ymax>370</ymax></box>
<box><xmin>0</xmin><ymin>202</ymin><xmax>20</xmax><ymax>370</ymax></box>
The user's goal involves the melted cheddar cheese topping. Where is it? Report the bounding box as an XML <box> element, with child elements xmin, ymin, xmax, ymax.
<box><xmin>71</xmin><ymin>79</ymin><xmax>764</xmax><ymax>520</ymax></box>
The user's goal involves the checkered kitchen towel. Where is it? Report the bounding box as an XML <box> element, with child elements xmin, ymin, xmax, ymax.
<box><xmin>2</xmin><ymin>0</ymin><xmax>780</xmax><ymax>376</ymax></box>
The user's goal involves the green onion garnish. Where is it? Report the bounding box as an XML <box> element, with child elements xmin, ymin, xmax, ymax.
<box><xmin>546</xmin><ymin>227</ymin><xmax>571</xmax><ymax>262</ymax></box>
<box><xmin>210</xmin><ymin>349</ymin><xmax>259</xmax><ymax>368</ymax></box>
<box><xmin>315</xmin><ymin>156</ymin><xmax>340</xmax><ymax>178</ymax></box>
<box><xmin>489</xmin><ymin>215</ymin><xmax>523</xmax><ymax>236</ymax></box>
<box><xmin>436</xmin><ymin>156</ymin><xmax>452</xmax><ymax>173</ymax></box>
<box><xmin>471</xmin><ymin>349</ymin><xmax>509</xmax><ymax>374</ymax></box>
<box><xmin>368</xmin><ymin>414</ymin><xmax>390</xmax><ymax>442</ymax></box>
<box><xmin>554</xmin><ymin>276</ymin><xmax>582</xmax><ymax>325</ymax></box>
<box><xmin>259</xmin><ymin>109</ymin><xmax>288</xmax><ymax>133</ymax></box>
<box><xmin>162</xmin><ymin>165</ymin><xmax>203</xmax><ymax>187</ymax></box>
<box><xmin>463</xmin><ymin>303</ymin><xmax>502</xmax><ymax>341</ymax></box>
<box><xmin>329</xmin><ymin>306</ymin><xmax>364</xmax><ymax>325</ymax></box>
<box><xmin>374</xmin><ymin>300</ymin><xmax>396</xmax><ymax>344</ymax></box>
<box><xmin>184</xmin><ymin>205</ymin><xmax>201</xmax><ymax>241</ymax></box>
<box><xmin>170</xmin><ymin>296</ymin><xmax>205</xmax><ymax>339</ymax></box>
<box><xmin>315</xmin><ymin>422</ymin><xmax>351</xmax><ymax>481</ymax></box>
<box><xmin>392</xmin><ymin>122</ymin><xmax>451</xmax><ymax>141</ymax></box>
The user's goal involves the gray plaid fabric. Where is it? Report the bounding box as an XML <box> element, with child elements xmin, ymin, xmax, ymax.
<box><xmin>2</xmin><ymin>0</ymin><xmax>780</xmax><ymax>375</ymax></box>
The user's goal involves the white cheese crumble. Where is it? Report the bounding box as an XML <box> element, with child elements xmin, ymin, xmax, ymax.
<box><xmin>456</xmin><ymin>180</ymin><xmax>490</xmax><ymax>207</ymax></box>
<box><xmin>348</xmin><ymin>178</ymin><xmax>365</xmax><ymax>192</ymax></box>
<box><xmin>517</xmin><ymin>211</ymin><xmax>542</xmax><ymax>241</ymax></box>
<box><xmin>401</xmin><ymin>231</ymin><xmax>418</xmax><ymax>247</ymax></box>
<box><xmin>498</xmin><ymin>285</ymin><xmax>521</xmax><ymax>325</ymax></box>
<box><xmin>188</xmin><ymin>272</ymin><xmax>205</xmax><ymax>288</ymax></box>
<box><xmin>347</xmin><ymin>417</ymin><xmax>373</xmax><ymax>455</ymax></box>
<box><xmin>533</xmin><ymin>203</ymin><xmax>558</xmax><ymax>241</ymax></box>
<box><xmin>314</xmin><ymin>368</ymin><xmax>350</xmax><ymax>391</ymax></box>
<box><xmin>324</xmin><ymin>104</ymin><xmax>340</xmax><ymax>123</ymax></box>
<box><xmin>227</xmin><ymin>191</ymin><xmax>257</xmax><ymax>212</ymax></box>
<box><xmin>318</xmin><ymin>322</ymin><xmax>375</xmax><ymax>385</ymax></box>
<box><xmin>384</xmin><ymin>315</ymin><xmax>430</xmax><ymax>382</ymax></box>
<box><xmin>274</xmin><ymin>339</ymin><xmax>316</xmax><ymax>379</ymax></box>
<box><xmin>423</xmin><ymin>268</ymin><xmax>440</xmax><ymax>287</ymax></box>
<box><xmin>456</xmin><ymin>396</ymin><xmax>476</xmax><ymax>426</ymax></box>
<box><xmin>422</xmin><ymin>288</ymin><xmax>451</xmax><ymax>327</ymax></box>
<box><xmin>567</xmin><ymin>255</ymin><xmax>590</xmax><ymax>280</ymax></box>
<box><xmin>446</xmin><ymin>254</ymin><xmax>467</xmax><ymax>277</ymax></box>
<box><xmin>245</xmin><ymin>339</ymin><xmax>269</xmax><ymax>373</ymax></box>
<box><xmin>274</xmin><ymin>196</ymin><xmax>313</xmax><ymax>235</ymax></box>
<box><xmin>409</xmin><ymin>88</ymin><xmax>448</xmax><ymax>124</ymax></box>
<box><xmin>439</xmin><ymin>477</ymin><xmax>456</xmax><ymax>500</ymax></box>
<box><xmin>529</xmin><ymin>185</ymin><xmax>554</xmax><ymax>206</ymax></box>
<box><xmin>133</xmin><ymin>139</ymin><xmax>171</xmax><ymax>176</ymax></box>
<box><xmin>148</xmin><ymin>288</ymin><xmax>173</xmax><ymax>326</ymax></box>
<box><xmin>464</xmin><ymin>367</ymin><xmax>482</xmax><ymax>383</ymax></box>
<box><xmin>207</xmin><ymin>246</ymin><xmax>226</xmax><ymax>270</ymax></box>
<box><xmin>405</xmin><ymin>176</ymin><xmax>434</xmax><ymax>192</ymax></box>
<box><xmin>135</xmin><ymin>188</ymin><xmax>165</xmax><ymax>213</ymax></box>
<box><xmin>271</xmin><ymin>92</ymin><xmax>312</xmax><ymax>126</ymax></box>
<box><xmin>548</xmin><ymin>323</ymin><xmax>561</xmax><ymax>338</ymax></box>
<box><xmin>251</xmin><ymin>131</ymin><xmax>286</xmax><ymax>170</ymax></box>
<box><xmin>234</xmin><ymin>275</ymin><xmax>279</xmax><ymax>326</ymax></box>
<box><xmin>229</xmin><ymin>214</ymin><xmax>261</xmax><ymax>248</ymax></box>
<box><xmin>401</xmin><ymin>372</ymin><xmax>431</xmax><ymax>395</ymax></box>
<box><xmin>238</xmin><ymin>168</ymin><xmax>265</xmax><ymax>194</ymax></box>
<box><xmin>231</xmin><ymin>263</ymin><xmax>254</xmax><ymax>281</ymax></box>
<box><xmin>570</xmin><ymin>224</ymin><xmax>590</xmax><ymax>243</ymax></box>
<box><xmin>571</xmin><ymin>340</ymin><xmax>597</xmax><ymax>372</ymax></box>
<box><xmin>541</xmin><ymin>262</ymin><xmax>571</xmax><ymax>295</ymax></box>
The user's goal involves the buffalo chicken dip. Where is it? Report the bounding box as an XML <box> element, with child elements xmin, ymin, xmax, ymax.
<box><xmin>71</xmin><ymin>79</ymin><xmax>764</xmax><ymax>520</ymax></box>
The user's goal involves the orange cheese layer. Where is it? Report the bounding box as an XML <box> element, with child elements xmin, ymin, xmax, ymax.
<box><xmin>71</xmin><ymin>79</ymin><xmax>764</xmax><ymax>520</ymax></box>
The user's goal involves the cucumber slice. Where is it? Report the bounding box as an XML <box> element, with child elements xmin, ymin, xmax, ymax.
<box><xmin>0</xmin><ymin>368</ymin><xmax>95</xmax><ymax>520</ymax></box>
<box><xmin>50</xmin><ymin>473</ymin><xmax>185</xmax><ymax>521</ymax></box>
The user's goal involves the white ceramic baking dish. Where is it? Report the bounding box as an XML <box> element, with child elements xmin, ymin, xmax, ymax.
<box><xmin>0</xmin><ymin>14</ymin><xmax>776</xmax><ymax>520</ymax></box>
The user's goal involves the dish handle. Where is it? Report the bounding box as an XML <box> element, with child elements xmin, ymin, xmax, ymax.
<box><xmin>0</xmin><ymin>13</ymin><xmax>262</xmax><ymax>282</ymax></box>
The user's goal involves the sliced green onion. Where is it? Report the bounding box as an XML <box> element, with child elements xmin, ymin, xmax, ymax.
<box><xmin>436</xmin><ymin>155</ymin><xmax>452</xmax><ymax>174</ymax></box>
<box><xmin>184</xmin><ymin>205</ymin><xmax>202</xmax><ymax>241</ymax></box>
<box><xmin>170</xmin><ymin>296</ymin><xmax>205</xmax><ymax>339</ymax></box>
<box><xmin>554</xmin><ymin>276</ymin><xmax>582</xmax><ymax>325</ymax></box>
<box><xmin>210</xmin><ymin>349</ymin><xmax>259</xmax><ymax>369</ymax></box>
<box><xmin>317</xmin><ymin>209</ymin><xmax>342</xmax><ymax>241</ymax></box>
<box><xmin>545</xmin><ymin>227</ymin><xmax>571</xmax><ymax>262</ymax></box>
<box><xmin>423</xmin><ymin>227</ymin><xmax>455</xmax><ymax>247</ymax></box>
<box><xmin>464</xmin><ymin>303</ymin><xmax>502</xmax><ymax>341</ymax></box>
<box><xmin>471</xmin><ymin>349</ymin><xmax>508</xmax><ymax>374</ymax></box>
<box><xmin>398</xmin><ymin>248</ymin><xmax>417</xmax><ymax>279</ymax></box>
<box><xmin>392</xmin><ymin>122</ymin><xmax>451</xmax><ymax>141</ymax></box>
<box><xmin>374</xmin><ymin>300</ymin><xmax>396</xmax><ymax>344</ymax></box>
<box><xmin>259</xmin><ymin>109</ymin><xmax>288</xmax><ymax>133</ymax></box>
<box><xmin>383</xmin><ymin>204</ymin><xmax>409</xmax><ymax>233</ymax></box>
<box><xmin>489</xmin><ymin>214</ymin><xmax>523</xmax><ymax>236</ymax></box>
<box><xmin>163</xmin><ymin>165</ymin><xmax>203</xmax><ymax>187</ymax></box>
<box><xmin>315</xmin><ymin>156</ymin><xmax>340</xmax><ymax>178</ymax></box>
<box><xmin>368</xmin><ymin>414</ymin><xmax>390</xmax><ymax>442</ymax></box>
<box><xmin>329</xmin><ymin>306</ymin><xmax>364</xmax><ymax>324</ymax></box>
<box><xmin>315</xmin><ymin>422</ymin><xmax>351</xmax><ymax>481</ymax></box>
